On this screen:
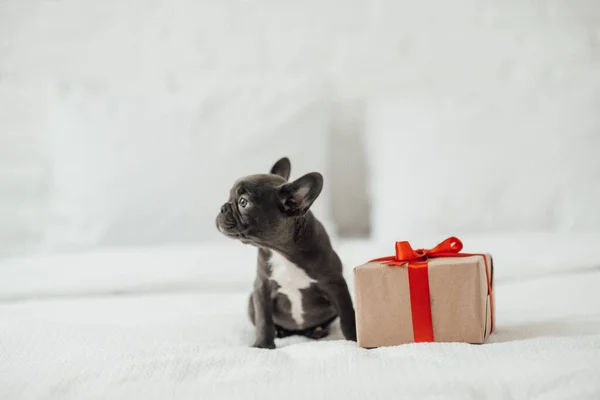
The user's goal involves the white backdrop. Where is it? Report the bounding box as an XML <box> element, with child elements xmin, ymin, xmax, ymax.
<box><xmin>1</xmin><ymin>0</ymin><xmax>599</xmax><ymax>257</ymax></box>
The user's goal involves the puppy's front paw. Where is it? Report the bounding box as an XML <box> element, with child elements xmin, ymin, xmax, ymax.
<box><xmin>252</xmin><ymin>340</ymin><xmax>276</xmax><ymax>350</ymax></box>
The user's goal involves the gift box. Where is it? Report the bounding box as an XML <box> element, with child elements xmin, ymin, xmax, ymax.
<box><xmin>353</xmin><ymin>237</ymin><xmax>495</xmax><ymax>348</ymax></box>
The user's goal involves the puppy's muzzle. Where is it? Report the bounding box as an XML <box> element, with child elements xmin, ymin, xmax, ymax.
<box><xmin>217</xmin><ymin>202</ymin><xmax>239</xmax><ymax>234</ymax></box>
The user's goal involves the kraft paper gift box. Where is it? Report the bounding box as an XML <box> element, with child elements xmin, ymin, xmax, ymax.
<box><xmin>353</xmin><ymin>237</ymin><xmax>495</xmax><ymax>348</ymax></box>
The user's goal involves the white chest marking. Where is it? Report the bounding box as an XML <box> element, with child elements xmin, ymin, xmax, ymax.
<box><xmin>268</xmin><ymin>251</ymin><xmax>317</xmax><ymax>326</ymax></box>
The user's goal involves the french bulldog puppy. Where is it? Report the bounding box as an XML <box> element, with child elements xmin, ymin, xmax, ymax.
<box><xmin>216</xmin><ymin>157</ymin><xmax>357</xmax><ymax>349</ymax></box>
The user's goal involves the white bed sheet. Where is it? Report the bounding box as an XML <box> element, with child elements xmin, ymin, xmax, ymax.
<box><xmin>1</xmin><ymin>235</ymin><xmax>600</xmax><ymax>399</ymax></box>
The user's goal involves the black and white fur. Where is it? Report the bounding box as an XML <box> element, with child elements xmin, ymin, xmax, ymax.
<box><xmin>216</xmin><ymin>157</ymin><xmax>357</xmax><ymax>349</ymax></box>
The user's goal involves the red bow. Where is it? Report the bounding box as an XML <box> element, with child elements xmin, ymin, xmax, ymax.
<box><xmin>370</xmin><ymin>237</ymin><xmax>494</xmax><ymax>342</ymax></box>
<box><xmin>371</xmin><ymin>236</ymin><xmax>464</xmax><ymax>265</ymax></box>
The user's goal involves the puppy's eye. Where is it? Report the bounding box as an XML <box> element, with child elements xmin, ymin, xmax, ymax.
<box><xmin>238</xmin><ymin>197</ymin><xmax>249</xmax><ymax>208</ymax></box>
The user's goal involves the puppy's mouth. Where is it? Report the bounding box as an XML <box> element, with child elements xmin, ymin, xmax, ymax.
<box><xmin>217</xmin><ymin>219</ymin><xmax>241</xmax><ymax>236</ymax></box>
<box><xmin>216</xmin><ymin>211</ymin><xmax>249</xmax><ymax>240</ymax></box>
<box><xmin>219</xmin><ymin>226</ymin><xmax>253</xmax><ymax>245</ymax></box>
<box><xmin>216</xmin><ymin>216</ymin><xmax>258</xmax><ymax>247</ymax></box>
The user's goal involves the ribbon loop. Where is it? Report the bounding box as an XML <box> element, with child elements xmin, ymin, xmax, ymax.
<box><xmin>426</xmin><ymin>236</ymin><xmax>463</xmax><ymax>255</ymax></box>
<box><xmin>394</xmin><ymin>241</ymin><xmax>424</xmax><ymax>261</ymax></box>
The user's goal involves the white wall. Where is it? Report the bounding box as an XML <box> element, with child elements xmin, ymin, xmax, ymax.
<box><xmin>1</xmin><ymin>1</ymin><xmax>599</xmax><ymax>254</ymax></box>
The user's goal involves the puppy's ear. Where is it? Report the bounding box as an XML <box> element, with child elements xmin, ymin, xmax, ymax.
<box><xmin>278</xmin><ymin>172</ymin><xmax>323</xmax><ymax>216</ymax></box>
<box><xmin>270</xmin><ymin>157</ymin><xmax>291</xmax><ymax>180</ymax></box>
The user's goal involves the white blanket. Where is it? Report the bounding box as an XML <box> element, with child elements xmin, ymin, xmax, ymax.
<box><xmin>1</xmin><ymin>235</ymin><xmax>600</xmax><ymax>399</ymax></box>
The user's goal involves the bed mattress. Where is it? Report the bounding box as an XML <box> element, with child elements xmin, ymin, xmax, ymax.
<box><xmin>1</xmin><ymin>234</ymin><xmax>599</xmax><ymax>399</ymax></box>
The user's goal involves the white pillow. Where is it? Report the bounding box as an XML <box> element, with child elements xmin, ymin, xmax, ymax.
<box><xmin>44</xmin><ymin>83</ymin><xmax>334</xmax><ymax>250</ymax></box>
<box><xmin>0</xmin><ymin>80</ymin><xmax>47</xmax><ymax>257</ymax></box>
<box><xmin>366</xmin><ymin>89</ymin><xmax>600</xmax><ymax>241</ymax></box>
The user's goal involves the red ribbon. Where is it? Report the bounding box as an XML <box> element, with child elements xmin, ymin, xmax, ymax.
<box><xmin>370</xmin><ymin>237</ymin><xmax>494</xmax><ymax>342</ymax></box>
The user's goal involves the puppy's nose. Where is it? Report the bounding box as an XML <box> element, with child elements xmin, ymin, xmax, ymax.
<box><xmin>221</xmin><ymin>203</ymin><xmax>231</xmax><ymax>213</ymax></box>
